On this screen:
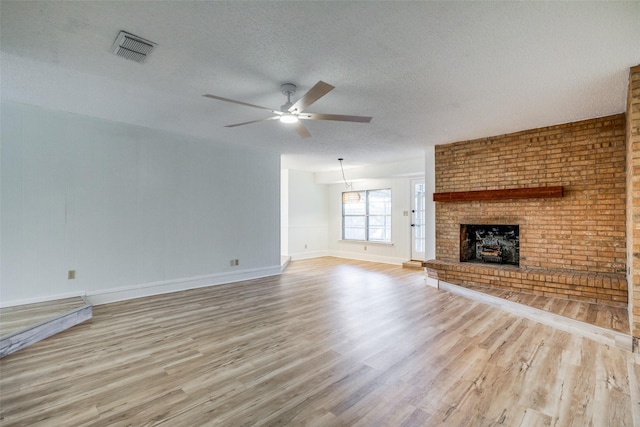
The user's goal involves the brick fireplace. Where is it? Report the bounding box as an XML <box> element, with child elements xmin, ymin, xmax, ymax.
<box><xmin>425</xmin><ymin>114</ymin><xmax>628</xmax><ymax>307</ymax></box>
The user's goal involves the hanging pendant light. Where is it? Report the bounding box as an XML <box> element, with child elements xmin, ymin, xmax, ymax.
<box><xmin>342</xmin><ymin>191</ymin><xmax>361</xmax><ymax>203</ymax></box>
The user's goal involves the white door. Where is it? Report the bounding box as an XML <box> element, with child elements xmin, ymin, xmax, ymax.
<box><xmin>411</xmin><ymin>178</ymin><xmax>426</xmax><ymax>261</ymax></box>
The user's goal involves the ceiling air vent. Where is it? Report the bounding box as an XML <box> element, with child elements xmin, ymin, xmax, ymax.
<box><xmin>111</xmin><ymin>31</ymin><xmax>156</xmax><ymax>63</ymax></box>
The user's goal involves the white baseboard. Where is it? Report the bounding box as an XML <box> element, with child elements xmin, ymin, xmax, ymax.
<box><xmin>290</xmin><ymin>250</ymin><xmax>331</xmax><ymax>261</ymax></box>
<box><xmin>280</xmin><ymin>256</ymin><xmax>291</xmax><ymax>272</ymax></box>
<box><xmin>0</xmin><ymin>291</ymin><xmax>87</xmax><ymax>309</ymax></box>
<box><xmin>330</xmin><ymin>251</ymin><xmax>405</xmax><ymax>265</ymax></box>
<box><xmin>85</xmin><ymin>265</ymin><xmax>282</xmax><ymax>305</ymax></box>
<box><xmin>286</xmin><ymin>250</ymin><xmax>405</xmax><ymax>265</ymax></box>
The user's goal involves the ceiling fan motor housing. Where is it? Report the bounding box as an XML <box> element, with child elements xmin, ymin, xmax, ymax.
<box><xmin>281</xmin><ymin>83</ymin><xmax>297</xmax><ymax>96</ymax></box>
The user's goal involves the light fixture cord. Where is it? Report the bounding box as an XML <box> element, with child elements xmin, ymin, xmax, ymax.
<box><xmin>338</xmin><ymin>158</ymin><xmax>353</xmax><ymax>191</ymax></box>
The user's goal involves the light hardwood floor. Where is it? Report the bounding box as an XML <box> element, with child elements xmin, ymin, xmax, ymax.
<box><xmin>1</xmin><ymin>257</ymin><xmax>638</xmax><ymax>426</ymax></box>
<box><xmin>461</xmin><ymin>284</ymin><xmax>630</xmax><ymax>334</ymax></box>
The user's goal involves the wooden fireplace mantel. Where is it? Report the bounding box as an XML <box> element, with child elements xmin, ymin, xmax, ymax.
<box><xmin>433</xmin><ymin>186</ymin><xmax>563</xmax><ymax>202</ymax></box>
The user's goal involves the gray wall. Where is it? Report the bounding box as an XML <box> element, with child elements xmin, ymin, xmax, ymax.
<box><xmin>1</xmin><ymin>102</ymin><xmax>281</xmax><ymax>305</ymax></box>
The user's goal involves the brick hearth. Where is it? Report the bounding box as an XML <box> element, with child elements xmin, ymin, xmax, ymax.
<box><xmin>425</xmin><ymin>260</ymin><xmax>627</xmax><ymax>308</ymax></box>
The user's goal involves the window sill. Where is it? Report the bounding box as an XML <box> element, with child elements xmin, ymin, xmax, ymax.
<box><xmin>338</xmin><ymin>240</ymin><xmax>394</xmax><ymax>246</ymax></box>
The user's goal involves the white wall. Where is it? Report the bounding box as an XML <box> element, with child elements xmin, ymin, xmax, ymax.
<box><xmin>1</xmin><ymin>102</ymin><xmax>281</xmax><ymax>306</ymax></box>
<box><xmin>280</xmin><ymin>170</ymin><xmax>290</xmax><ymax>257</ymax></box>
<box><xmin>328</xmin><ymin>177</ymin><xmax>413</xmax><ymax>264</ymax></box>
<box><xmin>425</xmin><ymin>145</ymin><xmax>436</xmax><ymax>261</ymax></box>
<box><xmin>281</xmin><ymin>169</ymin><xmax>329</xmax><ymax>259</ymax></box>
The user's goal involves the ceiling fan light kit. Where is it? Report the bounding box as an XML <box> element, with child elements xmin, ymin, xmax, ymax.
<box><xmin>203</xmin><ymin>81</ymin><xmax>372</xmax><ymax>138</ymax></box>
<box><xmin>279</xmin><ymin>113</ymin><xmax>299</xmax><ymax>124</ymax></box>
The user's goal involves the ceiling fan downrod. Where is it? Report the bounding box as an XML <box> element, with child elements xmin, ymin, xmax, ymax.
<box><xmin>280</xmin><ymin>83</ymin><xmax>297</xmax><ymax>112</ymax></box>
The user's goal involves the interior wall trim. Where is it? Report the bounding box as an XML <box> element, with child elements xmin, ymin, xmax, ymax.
<box><xmin>85</xmin><ymin>266</ymin><xmax>282</xmax><ymax>305</ymax></box>
<box><xmin>290</xmin><ymin>250</ymin><xmax>332</xmax><ymax>261</ymax></box>
<box><xmin>329</xmin><ymin>251</ymin><xmax>406</xmax><ymax>266</ymax></box>
<box><xmin>0</xmin><ymin>291</ymin><xmax>87</xmax><ymax>309</ymax></box>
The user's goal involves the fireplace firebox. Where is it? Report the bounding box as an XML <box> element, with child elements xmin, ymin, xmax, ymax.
<box><xmin>460</xmin><ymin>224</ymin><xmax>519</xmax><ymax>266</ymax></box>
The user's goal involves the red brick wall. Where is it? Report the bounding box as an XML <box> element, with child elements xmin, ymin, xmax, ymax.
<box><xmin>434</xmin><ymin>115</ymin><xmax>627</xmax><ymax>303</ymax></box>
<box><xmin>626</xmin><ymin>65</ymin><xmax>640</xmax><ymax>342</ymax></box>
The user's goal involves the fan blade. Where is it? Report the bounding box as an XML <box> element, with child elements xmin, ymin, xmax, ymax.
<box><xmin>288</xmin><ymin>81</ymin><xmax>335</xmax><ymax>113</ymax></box>
<box><xmin>299</xmin><ymin>113</ymin><xmax>372</xmax><ymax>123</ymax></box>
<box><xmin>203</xmin><ymin>94</ymin><xmax>278</xmax><ymax>113</ymax></box>
<box><xmin>225</xmin><ymin>116</ymin><xmax>279</xmax><ymax>128</ymax></box>
<box><xmin>293</xmin><ymin>121</ymin><xmax>311</xmax><ymax>138</ymax></box>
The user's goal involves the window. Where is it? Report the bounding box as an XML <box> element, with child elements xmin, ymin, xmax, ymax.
<box><xmin>342</xmin><ymin>189</ymin><xmax>391</xmax><ymax>242</ymax></box>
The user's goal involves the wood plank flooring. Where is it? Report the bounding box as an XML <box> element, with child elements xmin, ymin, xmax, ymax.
<box><xmin>440</xmin><ymin>281</ymin><xmax>631</xmax><ymax>352</ymax></box>
<box><xmin>1</xmin><ymin>257</ymin><xmax>638</xmax><ymax>426</ymax></box>
<box><xmin>461</xmin><ymin>284</ymin><xmax>630</xmax><ymax>334</ymax></box>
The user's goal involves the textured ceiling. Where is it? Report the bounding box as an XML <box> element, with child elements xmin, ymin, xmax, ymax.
<box><xmin>1</xmin><ymin>1</ymin><xmax>639</xmax><ymax>172</ymax></box>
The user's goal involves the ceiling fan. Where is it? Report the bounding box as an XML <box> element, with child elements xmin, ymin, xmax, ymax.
<box><xmin>203</xmin><ymin>81</ymin><xmax>372</xmax><ymax>138</ymax></box>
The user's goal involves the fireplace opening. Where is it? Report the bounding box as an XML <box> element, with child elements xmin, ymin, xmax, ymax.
<box><xmin>460</xmin><ymin>224</ymin><xmax>519</xmax><ymax>266</ymax></box>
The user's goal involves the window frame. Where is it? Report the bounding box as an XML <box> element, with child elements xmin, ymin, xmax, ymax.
<box><xmin>341</xmin><ymin>188</ymin><xmax>392</xmax><ymax>242</ymax></box>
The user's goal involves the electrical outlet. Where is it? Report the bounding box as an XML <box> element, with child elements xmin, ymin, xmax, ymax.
<box><xmin>235</xmin><ymin>259</ymin><xmax>239</xmax><ymax>266</ymax></box>
<box><xmin>230</xmin><ymin>259</ymin><xmax>235</xmax><ymax>266</ymax></box>
<box><xmin>68</xmin><ymin>270</ymin><xmax>76</xmax><ymax>280</ymax></box>
<box><xmin>304</xmin><ymin>244</ymin><xmax>308</xmax><ymax>249</ymax></box>
<box><xmin>364</xmin><ymin>246</ymin><xmax>367</xmax><ymax>251</ymax></box>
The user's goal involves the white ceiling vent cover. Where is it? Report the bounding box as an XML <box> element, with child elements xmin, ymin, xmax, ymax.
<box><xmin>111</xmin><ymin>31</ymin><xmax>156</xmax><ymax>63</ymax></box>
